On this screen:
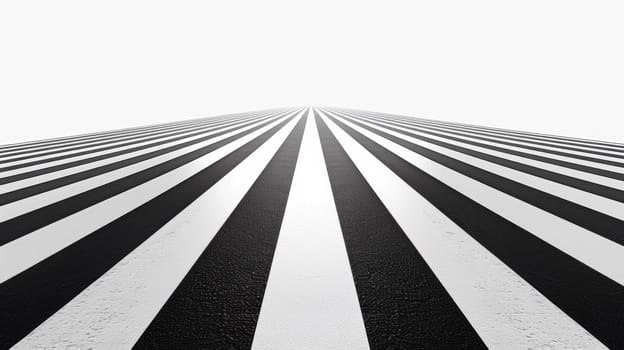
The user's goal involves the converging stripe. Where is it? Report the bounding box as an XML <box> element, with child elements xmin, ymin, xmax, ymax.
<box><xmin>1</xmin><ymin>107</ymin><xmax>621</xmax><ymax>350</ymax></box>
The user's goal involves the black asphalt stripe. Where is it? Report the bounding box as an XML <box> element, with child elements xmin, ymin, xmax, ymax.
<box><xmin>0</xmin><ymin>113</ymin><xmax>297</xmax><ymax>246</ymax></box>
<box><xmin>0</xmin><ymin>115</ymin><xmax>220</xmax><ymax>157</ymax></box>
<box><xmin>328</xmin><ymin>111</ymin><xmax>624</xmax><ymax>247</ymax></box>
<box><xmin>0</xmin><ymin>109</ymin><xmax>270</xmax><ymax>154</ymax></box>
<box><xmin>133</xmin><ymin>112</ymin><xmax>307</xmax><ymax>350</ymax></box>
<box><xmin>356</xmin><ymin>112</ymin><xmax>624</xmax><ymax>162</ymax></box>
<box><xmin>315</xmin><ymin>113</ymin><xmax>486</xmax><ymax>350</ymax></box>
<box><xmin>0</xmin><ymin>118</ymin><xmax>217</xmax><ymax>160</ymax></box>
<box><xmin>336</xmin><ymin>111</ymin><xmax>624</xmax><ymax>204</ymax></box>
<box><xmin>0</xmin><ymin>112</ymin><xmax>268</xmax><ymax>165</ymax></box>
<box><xmin>0</xmin><ymin>111</ymin><xmax>293</xmax><ymax>206</ymax></box>
<box><xmin>0</xmin><ymin>113</ymin><xmax>297</xmax><ymax>350</ymax></box>
<box><xmin>340</xmin><ymin>111</ymin><xmax>624</xmax><ymax>181</ymax></box>
<box><xmin>324</xmin><ymin>112</ymin><xmax>624</xmax><ymax>349</ymax></box>
<box><xmin>0</xmin><ymin>117</ymin><xmax>210</xmax><ymax>154</ymax></box>
<box><xmin>382</xmin><ymin>115</ymin><xmax>624</xmax><ymax>157</ymax></box>
<box><xmin>356</xmin><ymin>109</ymin><xmax>624</xmax><ymax>152</ymax></box>
<box><xmin>0</xmin><ymin>111</ymin><xmax>282</xmax><ymax>183</ymax></box>
<box><xmin>405</xmin><ymin>114</ymin><xmax>624</xmax><ymax>151</ymax></box>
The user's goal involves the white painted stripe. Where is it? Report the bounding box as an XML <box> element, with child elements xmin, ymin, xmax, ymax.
<box><xmin>342</xmin><ymin>108</ymin><xmax>624</xmax><ymax>151</ymax></box>
<box><xmin>348</xmin><ymin>111</ymin><xmax>624</xmax><ymax>176</ymax></box>
<box><xmin>336</xmin><ymin>112</ymin><xmax>624</xmax><ymax>222</ymax></box>
<box><xmin>340</xmin><ymin>111</ymin><xmax>624</xmax><ymax>192</ymax></box>
<box><xmin>409</xmin><ymin>117</ymin><xmax>624</xmax><ymax>151</ymax></box>
<box><xmin>0</xmin><ymin>117</ymin><xmax>245</xmax><ymax>190</ymax></box>
<box><xmin>10</xmin><ymin>111</ymin><xmax>303</xmax><ymax>350</ymax></box>
<box><xmin>358</xmin><ymin>112</ymin><xmax>624</xmax><ymax>169</ymax></box>
<box><xmin>0</xmin><ymin>111</ymin><xmax>301</xmax><ymax>284</ymax></box>
<box><xmin>0</xmin><ymin>108</ymin><xmax>286</xmax><ymax>154</ymax></box>
<box><xmin>0</xmin><ymin>113</ymin><xmax>289</xmax><ymax>222</ymax></box>
<box><xmin>252</xmin><ymin>113</ymin><xmax>369</xmax><ymax>350</ymax></box>
<box><xmin>400</xmin><ymin>118</ymin><xmax>624</xmax><ymax>159</ymax></box>
<box><xmin>0</xmin><ymin>114</ymin><xmax>226</xmax><ymax>153</ymax></box>
<box><xmin>0</xmin><ymin>111</ymin><xmax>280</xmax><ymax>193</ymax></box>
<box><xmin>0</xmin><ymin>117</ymin><xmax>220</xmax><ymax>162</ymax></box>
<box><xmin>320</xmin><ymin>111</ymin><xmax>607</xmax><ymax>350</ymax></box>
<box><xmin>0</xmin><ymin>109</ymin><xmax>284</xmax><ymax>157</ymax></box>
<box><xmin>360</xmin><ymin>111</ymin><xmax>624</xmax><ymax>158</ymax></box>
<box><xmin>0</xmin><ymin>120</ymin><xmax>205</xmax><ymax>156</ymax></box>
<box><xmin>326</xmin><ymin>111</ymin><xmax>624</xmax><ymax>287</ymax></box>
<box><xmin>0</xmin><ymin>111</ymin><xmax>267</xmax><ymax>169</ymax></box>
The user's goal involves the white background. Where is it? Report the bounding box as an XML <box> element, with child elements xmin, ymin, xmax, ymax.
<box><xmin>1</xmin><ymin>1</ymin><xmax>623</xmax><ymax>144</ymax></box>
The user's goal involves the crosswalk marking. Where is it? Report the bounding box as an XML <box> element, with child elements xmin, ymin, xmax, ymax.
<box><xmin>252</xmin><ymin>114</ymin><xmax>369</xmax><ymax>350</ymax></box>
<box><xmin>0</xmin><ymin>109</ymin><xmax>279</xmax><ymax>156</ymax></box>
<box><xmin>316</xmin><ymin>111</ymin><xmax>488</xmax><ymax>349</ymax></box>
<box><xmin>0</xmin><ymin>112</ymin><xmax>287</xmax><ymax>221</ymax></box>
<box><xmin>353</xmin><ymin>111</ymin><xmax>624</xmax><ymax>190</ymax></box>
<box><xmin>0</xmin><ymin>112</ymin><xmax>263</xmax><ymax>164</ymax></box>
<box><xmin>359</xmin><ymin>111</ymin><xmax>624</xmax><ymax>164</ymax></box>
<box><xmin>326</xmin><ymin>110</ymin><xmax>624</xmax><ymax>285</ymax></box>
<box><xmin>322</xmin><ymin>110</ymin><xmax>624</xmax><ymax>349</ymax></box>
<box><xmin>329</xmin><ymin>111</ymin><xmax>624</xmax><ymax>248</ymax></box>
<box><xmin>0</xmin><ymin>112</ymin><xmax>298</xmax><ymax>285</ymax></box>
<box><xmin>320</xmin><ymin>110</ymin><xmax>606</xmax><ymax>349</ymax></box>
<box><xmin>133</xmin><ymin>111</ymin><xmax>308</xmax><ymax>349</ymax></box>
<box><xmin>1</xmin><ymin>107</ymin><xmax>622</xmax><ymax>349</ymax></box>
<box><xmin>340</xmin><ymin>108</ymin><xmax>624</xmax><ymax>151</ymax></box>
<box><xmin>348</xmin><ymin>111</ymin><xmax>624</xmax><ymax>220</ymax></box>
<box><xmin>12</xmin><ymin>110</ymin><xmax>305</xmax><ymax>350</ymax></box>
<box><xmin>351</xmin><ymin>110</ymin><xmax>624</xmax><ymax>182</ymax></box>
<box><xmin>0</xmin><ymin>110</ymin><xmax>278</xmax><ymax>181</ymax></box>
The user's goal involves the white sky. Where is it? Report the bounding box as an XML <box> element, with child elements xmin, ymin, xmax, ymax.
<box><xmin>1</xmin><ymin>1</ymin><xmax>623</xmax><ymax>144</ymax></box>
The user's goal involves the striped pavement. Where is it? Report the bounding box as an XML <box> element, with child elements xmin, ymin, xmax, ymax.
<box><xmin>0</xmin><ymin>108</ymin><xmax>622</xmax><ymax>349</ymax></box>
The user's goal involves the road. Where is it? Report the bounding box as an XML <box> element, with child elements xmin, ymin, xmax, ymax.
<box><xmin>1</xmin><ymin>108</ymin><xmax>623</xmax><ymax>349</ymax></box>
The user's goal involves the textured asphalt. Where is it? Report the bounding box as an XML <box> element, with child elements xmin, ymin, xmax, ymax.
<box><xmin>317</xmin><ymin>114</ymin><xmax>487</xmax><ymax>350</ymax></box>
<box><xmin>2</xmin><ymin>108</ymin><xmax>624</xmax><ymax>349</ymax></box>
<box><xmin>133</xmin><ymin>114</ymin><xmax>307</xmax><ymax>349</ymax></box>
<box><xmin>326</xmin><ymin>112</ymin><xmax>624</xmax><ymax>349</ymax></box>
<box><xmin>0</xmin><ymin>114</ymin><xmax>295</xmax><ymax>348</ymax></box>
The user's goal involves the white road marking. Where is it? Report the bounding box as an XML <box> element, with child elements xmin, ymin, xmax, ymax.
<box><xmin>11</xmin><ymin>111</ymin><xmax>304</xmax><ymax>350</ymax></box>
<box><xmin>252</xmin><ymin>113</ymin><xmax>369</xmax><ymax>350</ymax></box>
<box><xmin>321</xmin><ymin>110</ymin><xmax>607</xmax><ymax>350</ymax></box>
<box><xmin>0</xmin><ymin>112</ymin><xmax>296</xmax><ymax>284</ymax></box>
<box><xmin>326</xmin><ymin>110</ymin><xmax>624</xmax><ymax>287</ymax></box>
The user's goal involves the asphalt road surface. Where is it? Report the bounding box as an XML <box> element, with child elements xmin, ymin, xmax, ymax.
<box><xmin>1</xmin><ymin>108</ymin><xmax>623</xmax><ymax>349</ymax></box>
